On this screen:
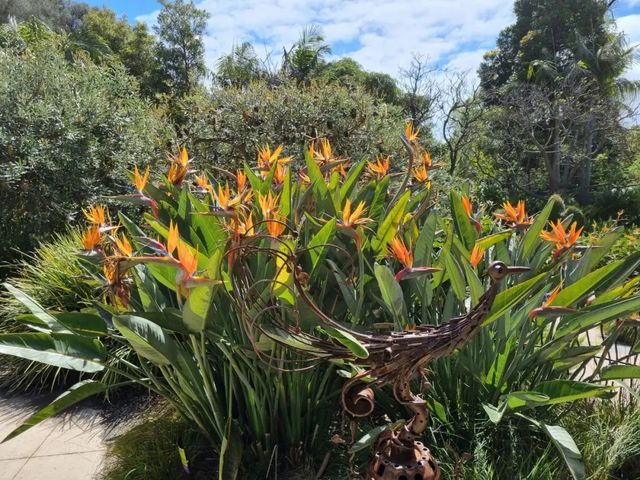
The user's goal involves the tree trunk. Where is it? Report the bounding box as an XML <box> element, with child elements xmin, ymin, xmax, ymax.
<box><xmin>576</xmin><ymin>118</ymin><xmax>594</xmax><ymax>205</ymax></box>
<box><xmin>546</xmin><ymin>112</ymin><xmax>562</xmax><ymax>193</ymax></box>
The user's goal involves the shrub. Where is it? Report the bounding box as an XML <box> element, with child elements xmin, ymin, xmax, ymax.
<box><xmin>0</xmin><ymin>38</ymin><xmax>172</xmax><ymax>264</ymax></box>
<box><xmin>2</xmin><ymin>127</ymin><xmax>640</xmax><ymax>479</ymax></box>
<box><xmin>179</xmin><ymin>80</ymin><xmax>404</xmax><ymax>170</ymax></box>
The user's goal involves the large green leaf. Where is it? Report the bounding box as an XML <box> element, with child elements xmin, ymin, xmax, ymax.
<box><xmin>450</xmin><ymin>190</ymin><xmax>476</xmax><ymax>250</ymax></box>
<box><xmin>372</xmin><ymin>190</ymin><xmax>410</xmax><ymax>255</ymax></box>
<box><xmin>555</xmin><ymin>296</ymin><xmax>640</xmax><ymax>338</ymax></box>
<box><xmin>443</xmin><ymin>250</ymin><xmax>467</xmax><ymax>301</ymax></box>
<box><xmin>374</xmin><ymin>264</ymin><xmax>408</xmax><ymax>329</ymax></box>
<box><xmin>322</xmin><ymin>327</ymin><xmax>369</xmax><ymax>359</ymax></box>
<box><xmin>339</xmin><ymin>160</ymin><xmax>366</xmax><ymax>201</ymax></box>
<box><xmin>307</xmin><ymin>218</ymin><xmax>336</xmax><ymax>274</ymax></box>
<box><xmin>551</xmin><ymin>258</ymin><xmax>636</xmax><ymax>307</ymax></box>
<box><xmin>570</xmin><ymin>229</ymin><xmax>623</xmax><ymax>281</ymax></box>
<box><xmin>219</xmin><ymin>420</ymin><xmax>243</xmax><ymax>480</ymax></box>
<box><xmin>475</xmin><ymin>231</ymin><xmax>512</xmax><ymax>250</ymax></box>
<box><xmin>349</xmin><ymin>425</ymin><xmax>389</xmax><ymax>454</ymax></box>
<box><xmin>0</xmin><ymin>333</ymin><xmax>105</xmax><ymax>372</ymax></box>
<box><xmin>541</xmin><ymin>423</ymin><xmax>585</xmax><ymax>480</ymax></box>
<box><xmin>535</xmin><ymin>380</ymin><xmax>614</xmax><ymax>405</ymax></box>
<box><xmin>2</xmin><ymin>380</ymin><xmax>107</xmax><ymax>442</ymax></box>
<box><xmin>113</xmin><ymin>315</ymin><xmax>179</xmax><ymax>366</ymax></box>
<box><xmin>521</xmin><ymin>197</ymin><xmax>556</xmax><ymax>260</ymax></box>
<box><xmin>504</xmin><ymin>391</ymin><xmax>550</xmax><ymax>409</ymax></box>
<box><xmin>183</xmin><ymin>286</ymin><xmax>212</xmax><ymax>333</ymax></box>
<box><xmin>483</xmin><ymin>273</ymin><xmax>546</xmax><ymax>325</ymax></box>
<box><xmin>3</xmin><ymin>283</ymin><xmax>68</xmax><ymax>333</ymax></box>
<box><xmin>54</xmin><ymin>312</ymin><xmax>108</xmax><ymax>337</ymax></box>
<box><xmin>600</xmin><ymin>365</ymin><xmax>640</xmax><ymax>380</ymax></box>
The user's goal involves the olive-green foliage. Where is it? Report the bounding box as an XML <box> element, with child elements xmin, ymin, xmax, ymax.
<box><xmin>154</xmin><ymin>0</ymin><xmax>209</xmax><ymax>96</ymax></box>
<box><xmin>77</xmin><ymin>8</ymin><xmax>167</xmax><ymax>98</ymax></box>
<box><xmin>183</xmin><ymin>81</ymin><xmax>404</xmax><ymax>170</ymax></box>
<box><xmin>0</xmin><ymin>40</ymin><xmax>172</xmax><ymax>263</ymax></box>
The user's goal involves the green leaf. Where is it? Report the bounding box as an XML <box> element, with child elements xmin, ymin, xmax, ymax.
<box><xmin>373</xmin><ymin>190</ymin><xmax>410</xmax><ymax>255</ymax></box>
<box><xmin>504</xmin><ymin>391</ymin><xmax>550</xmax><ymax>409</ymax></box>
<box><xmin>243</xmin><ymin>162</ymin><xmax>262</xmax><ymax>193</ymax></box>
<box><xmin>483</xmin><ymin>402</ymin><xmax>506</xmax><ymax>424</ymax></box>
<box><xmin>322</xmin><ymin>327</ymin><xmax>369</xmax><ymax>359</ymax></box>
<box><xmin>551</xmin><ymin>258</ymin><xmax>637</xmax><ymax>307</ymax></box>
<box><xmin>113</xmin><ymin>315</ymin><xmax>179</xmax><ymax>366</ymax></box>
<box><xmin>541</xmin><ymin>424</ymin><xmax>585</xmax><ymax>480</ymax></box>
<box><xmin>443</xmin><ymin>250</ymin><xmax>467</xmax><ymax>301</ymax></box>
<box><xmin>54</xmin><ymin>312</ymin><xmax>108</xmax><ymax>337</ymax></box>
<box><xmin>349</xmin><ymin>425</ymin><xmax>389</xmax><ymax>454</ymax></box>
<box><xmin>219</xmin><ymin>420</ymin><xmax>243</xmax><ymax>480</ymax></box>
<box><xmin>570</xmin><ymin>229</ymin><xmax>623</xmax><ymax>281</ymax></box>
<box><xmin>450</xmin><ymin>190</ymin><xmax>476</xmax><ymax>250</ymax></box>
<box><xmin>307</xmin><ymin>218</ymin><xmax>336</xmax><ymax>274</ymax></box>
<box><xmin>0</xmin><ymin>333</ymin><xmax>105</xmax><ymax>372</ymax></box>
<box><xmin>3</xmin><ymin>283</ymin><xmax>68</xmax><ymax>333</ymax></box>
<box><xmin>374</xmin><ymin>263</ymin><xmax>408</xmax><ymax>329</ymax></box>
<box><xmin>328</xmin><ymin>260</ymin><xmax>358</xmax><ymax>317</ymax></box>
<box><xmin>600</xmin><ymin>365</ymin><xmax>640</xmax><ymax>380</ymax></box>
<box><xmin>522</xmin><ymin>197</ymin><xmax>556</xmax><ymax>260</ymax></box>
<box><xmin>483</xmin><ymin>273</ymin><xmax>546</xmax><ymax>325</ymax></box>
<box><xmin>555</xmin><ymin>296</ymin><xmax>640</xmax><ymax>338</ymax></box>
<box><xmin>535</xmin><ymin>380</ymin><xmax>614</xmax><ymax>405</ymax></box>
<box><xmin>183</xmin><ymin>286</ymin><xmax>212</xmax><ymax>333</ymax></box>
<box><xmin>2</xmin><ymin>380</ymin><xmax>106</xmax><ymax>442</ymax></box>
<box><xmin>339</xmin><ymin>160</ymin><xmax>366</xmax><ymax>201</ymax></box>
<box><xmin>475</xmin><ymin>231</ymin><xmax>512</xmax><ymax>250</ymax></box>
<box><xmin>414</xmin><ymin>212</ymin><xmax>437</xmax><ymax>267</ymax></box>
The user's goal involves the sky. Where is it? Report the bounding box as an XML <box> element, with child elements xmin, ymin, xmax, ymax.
<box><xmin>85</xmin><ymin>0</ymin><xmax>640</xmax><ymax>81</ymax></box>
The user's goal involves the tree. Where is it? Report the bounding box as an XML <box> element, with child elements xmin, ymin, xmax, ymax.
<box><xmin>216</xmin><ymin>42</ymin><xmax>262</xmax><ymax>88</ymax></box>
<box><xmin>0</xmin><ymin>0</ymin><xmax>89</xmax><ymax>32</ymax></box>
<box><xmin>77</xmin><ymin>8</ymin><xmax>166</xmax><ymax>97</ymax></box>
<box><xmin>155</xmin><ymin>0</ymin><xmax>209</xmax><ymax>95</ymax></box>
<box><xmin>399</xmin><ymin>54</ymin><xmax>441</xmax><ymax>128</ymax></box>
<box><xmin>437</xmin><ymin>73</ymin><xmax>485</xmax><ymax>174</ymax></box>
<box><xmin>320</xmin><ymin>58</ymin><xmax>401</xmax><ymax>104</ymax></box>
<box><xmin>477</xmin><ymin>0</ymin><xmax>637</xmax><ymax>205</ymax></box>
<box><xmin>282</xmin><ymin>25</ymin><xmax>331</xmax><ymax>84</ymax></box>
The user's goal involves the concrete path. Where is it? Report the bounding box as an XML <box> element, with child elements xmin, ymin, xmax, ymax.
<box><xmin>0</xmin><ymin>392</ymin><xmax>107</xmax><ymax>480</ymax></box>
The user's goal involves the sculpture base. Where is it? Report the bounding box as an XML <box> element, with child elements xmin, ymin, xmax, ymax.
<box><xmin>367</xmin><ymin>440</ymin><xmax>440</xmax><ymax>480</ymax></box>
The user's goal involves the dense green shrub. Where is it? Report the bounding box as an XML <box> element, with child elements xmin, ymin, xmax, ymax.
<box><xmin>180</xmin><ymin>80</ymin><xmax>404</xmax><ymax>169</ymax></box>
<box><xmin>0</xmin><ymin>41</ymin><xmax>172</xmax><ymax>263</ymax></box>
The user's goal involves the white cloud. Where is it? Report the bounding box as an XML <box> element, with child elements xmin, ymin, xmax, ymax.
<box><xmin>137</xmin><ymin>0</ymin><xmax>516</xmax><ymax>80</ymax></box>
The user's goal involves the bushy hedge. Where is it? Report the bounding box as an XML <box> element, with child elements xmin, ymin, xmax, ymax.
<box><xmin>180</xmin><ymin>81</ymin><xmax>405</xmax><ymax>169</ymax></box>
<box><xmin>0</xmin><ymin>43</ymin><xmax>173</xmax><ymax>264</ymax></box>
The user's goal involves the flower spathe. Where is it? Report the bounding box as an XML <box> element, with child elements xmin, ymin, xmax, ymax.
<box><xmin>81</xmin><ymin>225</ymin><xmax>101</xmax><ymax>251</ymax></box>
<box><xmin>470</xmin><ymin>245</ymin><xmax>484</xmax><ymax>269</ymax></box>
<box><xmin>367</xmin><ymin>155</ymin><xmax>391</xmax><ymax>181</ymax></box>
<box><xmin>83</xmin><ymin>205</ymin><xmax>106</xmax><ymax>226</ymax></box>
<box><xmin>134</xmin><ymin>165</ymin><xmax>150</xmax><ymax>193</ymax></box>
<box><xmin>495</xmin><ymin>200</ymin><xmax>533</xmax><ymax>230</ymax></box>
<box><xmin>540</xmin><ymin>220</ymin><xmax>583</xmax><ymax>258</ymax></box>
<box><xmin>461</xmin><ymin>194</ymin><xmax>482</xmax><ymax>234</ymax></box>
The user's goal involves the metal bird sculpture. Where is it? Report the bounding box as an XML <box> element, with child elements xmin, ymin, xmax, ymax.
<box><xmin>229</xmin><ymin>225</ymin><xmax>528</xmax><ymax>480</ymax></box>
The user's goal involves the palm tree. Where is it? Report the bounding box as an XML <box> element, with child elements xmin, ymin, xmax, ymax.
<box><xmin>282</xmin><ymin>25</ymin><xmax>331</xmax><ymax>84</ymax></box>
<box><xmin>216</xmin><ymin>42</ymin><xmax>262</xmax><ymax>88</ymax></box>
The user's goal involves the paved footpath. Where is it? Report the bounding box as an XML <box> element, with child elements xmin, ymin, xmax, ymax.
<box><xmin>0</xmin><ymin>392</ymin><xmax>107</xmax><ymax>480</ymax></box>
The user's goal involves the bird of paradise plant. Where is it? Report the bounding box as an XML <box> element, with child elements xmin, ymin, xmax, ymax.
<box><xmin>1</xmin><ymin>131</ymin><xmax>639</xmax><ymax>480</ymax></box>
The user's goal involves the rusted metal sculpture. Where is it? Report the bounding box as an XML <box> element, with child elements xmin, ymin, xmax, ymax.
<box><xmin>230</xmin><ymin>236</ymin><xmax>528</xmax><ymax>479</ymax></box>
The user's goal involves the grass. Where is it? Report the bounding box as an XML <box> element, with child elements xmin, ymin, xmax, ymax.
<box><xmin>0</xmin><ymin>229</ymin><xmax>98</xmax><ymax>391</ymax></box>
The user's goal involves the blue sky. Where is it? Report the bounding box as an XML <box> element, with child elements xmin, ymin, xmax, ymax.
<box><xmin>85</xmin><ymin>0</ymin><xmax>640</xmax><ymax>80</ymax></box>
